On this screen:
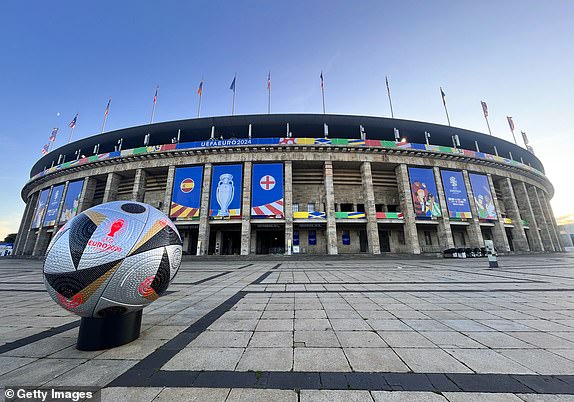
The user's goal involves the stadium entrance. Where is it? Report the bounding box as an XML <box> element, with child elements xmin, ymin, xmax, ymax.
<box><xmin>209</xmin><ymin>224</ymin><xmax>241</xmax><ymax>255</ymax></box>
<box><xmin>254</xmin><ymin>224</ymin><xmax>285</xmax><ymax>254</ymax></box>
<box><xmin>177</xmin><ymin>225</ymin><xmax>199</xmax><ymax>255</ymax></box>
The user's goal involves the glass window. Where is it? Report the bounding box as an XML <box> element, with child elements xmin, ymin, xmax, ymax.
<box><xmin>292</xmin><ymin>203</ymin><xmax>299</xmax><ymax>213</ymax></box>
<box><xmin>307</xmin><ymin>203</ymin><xmax>315</xmax><ymax>213</ymax></box>
<box><xmin>424</xmin><ymin>231</ymin><xmax>433</xmax><ymax>246</ymax></box>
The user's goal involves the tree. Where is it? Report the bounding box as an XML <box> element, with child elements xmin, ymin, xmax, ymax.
<box><xmin>3</xmin><ymin>233</ymin><xmax>16</xmax><ymax>244</ymax></box>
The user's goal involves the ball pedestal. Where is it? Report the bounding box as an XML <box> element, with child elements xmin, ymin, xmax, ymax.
<box><xmin>76</xmin><ymin>310</ymin><xmax>142</xmax><ymax>351</ymax></box>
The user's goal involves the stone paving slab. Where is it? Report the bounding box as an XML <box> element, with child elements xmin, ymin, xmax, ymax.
<box><xmin>0</xmin><ymin>255</ymin><xmax>573</xmax><ymax>401</ymax></box>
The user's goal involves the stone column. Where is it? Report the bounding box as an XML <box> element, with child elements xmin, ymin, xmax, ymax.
<box><xmin>284</xmin><ymin>161</ymin><xmax>293</xmax><ymax>254</ymax></box>
<box><xmin>498</xmin><ymin>178</ymin><xmax>529</xmax><ymax>251</ymax></box>
<box><xmin>324</xmin><ymin>161</ymin><xmax>338</xmax><ymax>254</ymax></box>
<box><xmin>539</xmin><ymin>190</ymin><xmax>562</xmax><ymax>252</ymax></box>
<box><xmin>14</xmin><ymin>193</ymin><xmax>38</xmax><ymax>255</ymax></box>
<box><xmin>486</xmin><ymin>174</ymin><xmax>511</xmax><ymax>252</ymax></box>
<box><xmin>132</xmin><ymin>168</ymin><xmax>147</xmax><ymax>202</ymax></box>
<box><xmin>102</xmin><ymin>172</ymin><xmax>120</xmax><ymax>203</ymax></box>
<box><xmin>197</xmin><ymin>163</ymin><xmax>212</xmax><ymax>255</ymax></box>
<box><xmin>395</xmin><ymin>164</ymin><xmax>421</xmax><ymax>254</ymax></box>
<box><xmin>361</xmin><ymin>162</ymin><xmax>380</xmax><ymax>254</ymax></box>
<box><xmin>462</xmin><ymin>170</ymin><xmax>485</xmax><ymax>248</ymax></box>
<box><xmin>433</xmin><ymin>167</ymin><xmax>455</xmax><ymax>249</ymax></box>
<box><xmin>528</xmin><ymin>186</ymin><xmax>556</xmax><ymax>251</ymax></box>
<box><xmin>77</xmin><ymin>176</ymin><xmax>97</xmax><ymax>213</ymax></box>
<box><xmin>241</xmin><ymin>162</ymin><xmax>252</xmax><ymax>255</ymax></box>
<box><xmin>162</xmin><ymin>166</ymin><xmax>176</xmax><ymax>215</ymax></box>
<box><xmin>513</xmin><ymin>181</ymin><xmax>544</xmax><ymax>251</ymax></box>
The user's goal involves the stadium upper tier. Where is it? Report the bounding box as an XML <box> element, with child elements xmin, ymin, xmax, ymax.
<box><xmin>31</xmin><ymin>114</ymin><xmax>544</xmax><ymax>177</ymax></box>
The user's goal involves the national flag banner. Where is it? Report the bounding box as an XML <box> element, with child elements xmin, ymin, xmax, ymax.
<box><xmin>104</xmin><ymin>98</ymin><xmax>111</xmax><ymax>116</ymax></box>
<box><xmin>320</xmin><ymin>71</ymin><xmax>324</xmax><ymax>89</ymax></box>
<box><xmin>230</xmin><ymin>76</ymin><xmax>236</xmax><ymax>92</ymax></box>
<box><xmin>251</xmin><ymin>163</ymin><xmax>284</xmax><ymax>218</ymax></box>
<box><xmin>507</xmin><ymin>116</ymin><xmax>515</xmax><ymax>131</ymax></box>
<box><xmin>267</xmin><ymin>72</ymin><xmax>271</xmax><ymax>90</ymax></box>
<box><xmin>521</xmin><ymin>131</ymin><xmax>529</xmax><ymax>145</ymax></box>
<box><xmin>209</xmin><ymin>164</ymin><xmax>243</xmax><ymax>218</ymax></box>
<box><xmin>49</xmin><ymin>128</ymin><xmax>58</xmax><ymax>142</ymax></box>
<box><xmin>170</xmin><ymin>166</ymin><xmax>204</xmax><ymax>220</ymax></box>
<box><xmin>41</xmin><ymin>143</ymin><xmax>49</xmax><ymax>155</ymax></box>
<box><xmin>481</xmin><ymin>101</ymin><xmax>488</xmax><ymax>117</ymax></box>
<box><xmin>440</xmin><ymin>87</ymin><xmax>447</xmax><ymax>105</ymax></box>
<box><xmin>69</xmin><ymin>113</ymin><xmax>78</xmax><ymax>129</ymax></box>
<box><xmin>153</xmin><ymin>87</ymin><xmax>158</xmax><ymax>104</ymax></box>
<box><xmin>197</xmin><ymin>80</ymin><xmax>203</xmax><ymax>96</ymax></box>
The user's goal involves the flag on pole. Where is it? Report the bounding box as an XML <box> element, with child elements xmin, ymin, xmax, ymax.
<box><xmin>481</xmin><ymin>101</ymin><xmax>488</xmax><ymax>118</ymax></box>
<box><xmin>69</xmin><ymin>113</ymin><xmax>78</xmax><ymax>129</ymax></box>
<box><xmin>507</xmin><ymin>116</ymin><xmax>515</xmax><ymax>131</ymax></box>
<box><xmin>153</xmin><ymin>87</ymin><xmax>158</xmax><ymax>104</ymax></box>
<box><xmin>41</xmin><ymin>143</ymin><xmax>49</xmax><ymax>155</ymax></box>
<box><xmin>267</xmin><ymin>72</ymin><xmax>271</xmax><ymax>90</ymax></box>
<box><xmin>320</xmin><ymin>71</ymin><xmax>324</xmax><ymax>89</ymax></box>
<box><xmin>104</xmin><ymin>98</ymin><xmax>111</xmax><ymax>116</ymax></box>
<box><xmin>230</xmin><ymin>76</ymin><xmax>236</xmax><ymax>92</ymax></box>
<box><xmin>440</xmin><ymin>87</ymin><xmax>447</xmax><ymax>106</ymax></box>
<box><xmin>521</xmin><ymin>131</ymin><xmax>529</xmax><ymax>145</ymax></box>
<box><xmin>197</xmin><ymin>80</ymin><xmax>203</xmax><ymax>95</ymax></box>
<box><xmin>49</xmin><ymin>128</ymin><xmax>58</xmax><ymax>142</ymax></box>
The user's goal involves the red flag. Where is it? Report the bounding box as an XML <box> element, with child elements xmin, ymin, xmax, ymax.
<box><xmin>104</xmin><ymin>98</ymin><xmax>111</xmax><ymax>116</ymax></box>
<box><xmin>197</xmin><ymin>80</ymin><xmax>203</xmax><ymax>96</ymax></box>
<box><xmin>153</xmin><ymin>86</ymin><xmax>158</xmax><ymax>104</ymax></box>
<box><xmin>41</xmin><ymin>143</ymin><xmax>49</xmax><ymax>155</ymax></box>
<box><xmin>69</xmin><ymin>113</ymin><xmax>78</xmax><ymax>129</ymax></box>
<box><xmin>49</xmin><ymin>128</ymin><xmax>58</xmax><ymax>142</ymax></box>
<box><xmin>507</xmin><ymin>116</ymin><xmax>515</xmax><ymax>131</ymax></box>
<box><xmin>267</xmin><ymin>72</ymin><xmax>271</xmax><ymax>90</ymax></box>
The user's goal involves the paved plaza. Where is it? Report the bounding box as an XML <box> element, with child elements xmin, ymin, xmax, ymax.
<box><xmin>0</xmin><ymin>254</ymin><xmax>573</xmax><ymax>401</ymax></box>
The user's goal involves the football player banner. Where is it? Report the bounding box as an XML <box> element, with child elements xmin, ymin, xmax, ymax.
<box><xmin>31</xmin><ymin>188</ymin><xmax>51</xmax><ymax>229</ymax></box>
<box><xmin>43</xmin><ymin>184</ymin><xmax>65</xmax><ymax>227</ymax></box>
<box><xmin>209</xmin><ymin>164</ymin><xmax>243</xmax><ymax>218</ymax></box>
<box><xmin>59</xmin><ymin>180</ymin><xmax>84</xmax><ymax>224</ymax></box>
<box><xmin>469</xmin><ymin>173</ymin><xmax>497</xmax><ymax>220</ymax></box>
<box><xmin>251</xmin><ymin>163</ymin><xmax>284</xmax><ymax>218</ymax></box>
<box><xmin>170</xmin><ymin>166</ymin><xmax>204</xmax><ymax>220</ymax></box>
<box><xmin>408</xmin><ymin>167</ymin><xmax>441</xmax><ymax>218</ymax></box>
<box><xmin>440</xmin><ymin>170</ymin><xmax>472</xmax><ymax>219</ymax></box>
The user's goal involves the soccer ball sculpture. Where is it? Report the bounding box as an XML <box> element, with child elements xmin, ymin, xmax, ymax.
<box><xmin>43</xmin><ymin>201</ymin><xmax>182</xmax><ymax>319</ymax></box>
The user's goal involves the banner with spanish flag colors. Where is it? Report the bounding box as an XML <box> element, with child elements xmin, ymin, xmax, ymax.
<box><xmin>170</xmin><ymin>166</ymin><xmax>203</xmax><ymax>220</ymax></box>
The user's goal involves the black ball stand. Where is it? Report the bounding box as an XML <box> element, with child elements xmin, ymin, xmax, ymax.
<box><xmin>76</xmin><ymin>310</ymin><xmax>142</xmax><ymax>351</ymax></box>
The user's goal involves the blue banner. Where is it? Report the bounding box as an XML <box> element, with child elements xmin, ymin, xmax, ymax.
<box><xmin>251</xmin><ymin>163</ymin><xmax>284</xmax><ymax>218</ymax></box>
<box><xmin>43</xmin><ymin>184</ymin><xmax>64</xmax><ymax>227</ymax></box>
<box><xmin>170</xmin><ymin>166</ymin><xmax>203</xmax><ymax>220</ymax></box>
<box><xmin>209</xmin><ymin>164</ymin><xmax>243</xmax><ymax>218</ymax></box>
<box><xmin>440</xmin><ymin>170</ymin><xmax>472</xmax><ymax>219</ymax></box>
<box><xmin>408</xmin><ymin>167</ymin><xmax>441</xmax><ymax>218</ymax></box>
<box><xmin>59</xmin><ymin>180</ymin><xmax>84</xmax><ymax>224</ymax></box>
<box><xmin>469</xmin><ymin>173</ymin><xmax>497</xmax><ymax>220</ymax></box>
<box><xmin>31</xmin><ymin>189</ymin><xmax>51</xmax><ymax>229</ymax></box>
<box><xmin>308</xmin><ymin>230</ymin><xmax>316</xmax><ymax>245</ymax></box>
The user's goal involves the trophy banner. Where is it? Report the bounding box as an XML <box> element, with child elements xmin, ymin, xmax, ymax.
<box><xmin>209</xmin><ymin>164</ymin><xmax>243</xmax><ymax>219</ymax></box>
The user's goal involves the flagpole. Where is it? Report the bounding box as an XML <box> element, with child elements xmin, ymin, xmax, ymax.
<box><xmin>150</xmin><ymin>86</ymin><xmax>159</xmax><ymax>125</ymax></box>
<box><xmin>386</xmin><ymin>76</ymin><xmax>394</xmax><ymax>118</ymax></box>
<box><xmin>232</xmin><ymin>75</ymin><xmax>236</xmax><ymax>116</ymax></box>
<box><xmin>68</xmin><ymin>127</ymin><xmax>75</xmax><ymax>144</ymax></box>
<box><xmin>267</xmin><ymin>72</ymin><xmax>271</xmax><ymax>114</ymax></box>
<box><xmin>101</xmin><ymin>98</ymin><xmax>111</xmax><ymax>134</ymax></box>
<box><xmin>197</xmin><ymin>78</ymin><xmax>203</xmax><ymax>118</ymax></box>
<box><xmin>321</xmin><ymin>71</ymin><xmax>326</xmax><ymax>115</ymax></box>
<box><xmin>484</xmin><ymin>115</ymin><xmax>492</xmax><ymax>136</ymax></box>
<box><xmin>441</xmin><ymin>87</ymin><xmax>451</xmax><ymax>126</ymax></box>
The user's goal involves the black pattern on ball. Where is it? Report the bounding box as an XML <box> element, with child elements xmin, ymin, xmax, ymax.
<box><xmin>68</xmin><ymin>213</ymin><xmax>98</xmax><ymax>269</ymax></box>
<box><xmin>121</xmin><ymin>203</ymin><xmax>146</xmax><ymax>214</ymax></box>
<box><xmin>150</xmin><ymin>248</ymin><xmax>171</xmax><ymax>296</ymax></box>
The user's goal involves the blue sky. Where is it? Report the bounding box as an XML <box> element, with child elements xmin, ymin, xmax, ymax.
<box><xmin>1</xmin><ymin>1</ymin><xmax>573</xmax><ymax>239</ymax></box>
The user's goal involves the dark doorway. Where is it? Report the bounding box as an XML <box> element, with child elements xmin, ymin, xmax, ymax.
<box><xmin>257</xmin><ymin>230</ymin><xmax>285</xmax><ymax>254</ymax></box>
<box><xmin>180</xmin><ymin>228</ymin><xmax>199</xmax><ymax>255</ymax></box>
<box><xmin>481</xmin><ymin>227</ymin><xmax>493</xmax><ymax>241</ymax></box>
<box><xmin>209</xmin><ymin>228</ymin><xmax>241</xmax><ymax>255</ymax></box>
<box><xmin>505</xmin><ymin>228</ymin><xmax>515</xmax><ymax>251</ymax></box>
<box><xmin>379</xmin><ymin>230</ymin><xmax>390</xmax><ymax>252</ymax></box>
<box><xmin>359</xmin><ymin>230</ymin><xmax>368</xmax><ymax>252</ymax></box>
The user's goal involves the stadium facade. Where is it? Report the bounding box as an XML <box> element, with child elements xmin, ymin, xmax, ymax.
<box><xmin>14</xmin><ymin>114</ymin><xmax>562</xmax><ymax>257</ymax></box>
